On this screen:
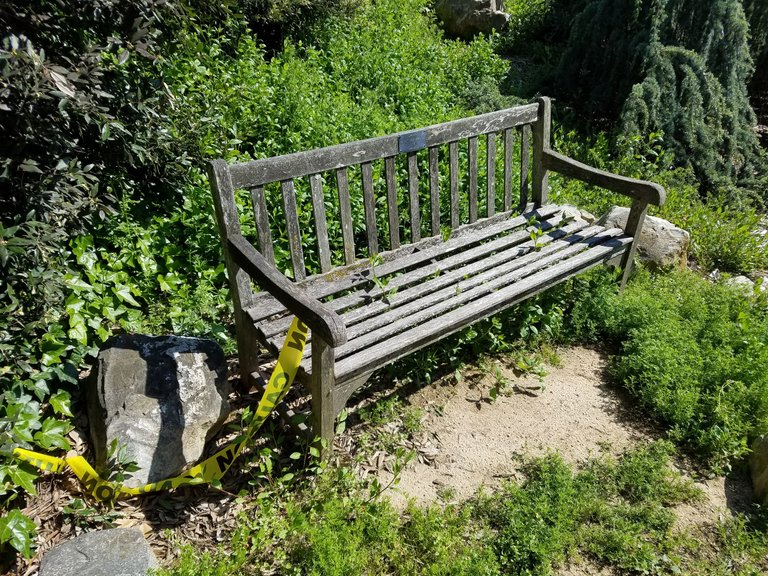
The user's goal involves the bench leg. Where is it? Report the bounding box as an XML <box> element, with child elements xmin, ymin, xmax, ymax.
<box><xmin>619</xmin><ymin>198</ymin><xmax>648</xmax><ymax>291</ymax></box>
<box><xmin>310</xmin><ymin>337</ymin><xmax>336</xmax><ymax>452</ymax></box>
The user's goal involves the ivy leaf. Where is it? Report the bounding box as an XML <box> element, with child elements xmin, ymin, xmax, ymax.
<box><xmin>0</xmin><ymin>509</ymin><xmax>37</xmax><ymax>558</ymax></box>
<box><xmin>68</xmin><ymin>321</ymin><xmax>88</xmax><ymax>347</ymax></box>
<box><xmin>33</xmin><ymin>418</ymin><xmax>72</xmax><ymax>451</ymax></box>
<box><xmin>7</xmin><ymin>465</ymin><xmax>38</xmax><ymax>496</ymax></box>
<box><xmin>49</xmin><ymin>390</ymin><xmax>73</xmax><ymax>417</ymax></box>
<box><xmin>112</xmin><ymin>285</ymin><xmax>140</xmax><ymax>307</ymax></box>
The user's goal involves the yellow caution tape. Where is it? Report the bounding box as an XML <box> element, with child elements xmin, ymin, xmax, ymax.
<box><xmin>13</xmin><ymin>318</ymin><xmax>309</xmax><ymax>501</ymax></box>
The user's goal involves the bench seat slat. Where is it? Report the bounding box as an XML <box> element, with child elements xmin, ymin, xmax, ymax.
<box><xmin>256</xmin><ymin>211</ymin><xmax>584</xmax><ymax>339</ymax></box>
<box><xmin>270</xmin><ymin>226</ymin><xmax>622</xmax><ymax>362</ymax></box>
<box><xmin>246</xmin><ymin>205</ymin><xmax>563</xmax><ymax>323</ymax></box>
<box><xmin>258</xmin><ymin>223</ymin><xmax>632</xmax><ymax>382</ymax></box>
<box><xmin>334</xmin><ymin>233</ymin><xmax>631</xmax><ymax>381</ymax></box>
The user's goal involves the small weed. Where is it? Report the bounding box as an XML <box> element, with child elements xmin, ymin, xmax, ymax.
<box><xmin>527</xmin><ymin>215</ymin><xmax>546</xmax><ymax>250</ymax></box>
<box><xmin>103</xmin><ymin>438</ymin><xmax>140</xmax><ymax>484</ymax></box>
<box><xmin>436</xmin><ymin>484</ymin><xmax>457</xmax><ymax>502</ymax></box>
<box><xmin>369</xmin><ymin>254</ymin><xmax>398</xmax><ymax>303</ymax></box>
<box><xmin>488</xmin><ymin>363</ymin><xmax>512</xmax><ymax>401</ymax></box>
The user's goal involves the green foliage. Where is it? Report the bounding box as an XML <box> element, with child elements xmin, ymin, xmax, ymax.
<box><xmin>158</xmin><ymin>442</ymin><xmax>720</xmax><ymax>576</ymax></box>
<box><xmin>0</xmin><ymin>509</ymin><xmax>37</xmax><ymax>559</ymax></box>
<box><xmin>559</xmin><ymin>267</ymin><xmax>768</xmax><ymax>471</ymax></box>
<box><xmin>556</xmin><ymin>0</ymin><xmax>761</xmax><ymax>191</ymax></box>
<box><xmin>475</xmin><ymin>442</ymin><xmax>698</xmax><ymax>575</ymax></box>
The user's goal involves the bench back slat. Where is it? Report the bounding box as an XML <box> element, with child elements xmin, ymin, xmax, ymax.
<box><xmin>520</xmin><ymin>124</ymin><xmax>531</xmax><ymax>209</ymax></box>
<box><xmin>384</xmin><ymin>157</ymin><xmax>400</xmax><ymax>250</ymax></box>
<box><xmin>468</xmin><ymin>136</ymin><xmax>479</xmax><ymax>223</ymax></box>
<box><xmin>336</xmin><ymin>167</ymin><xmax>356</xmax><ymax>265</ymax></box>
<box><xmin>407</xmin><ymin>152</ymin><xmax>420</xmax><ymax>243</ymax></box>
<box><xmin>428</xmin><ymin>146</ymin><xmax>440</xmax><ymax>237</ymax></box>
<box><xmin>486</xmin><ymin>132</ymin><xmax>496</xmax><ymax>217</ymax></box>
<box><xmin>449</xmin><ymin>141</ymin><xmax>460</xmax><ymax>229</ymax></box>
<box><xmin>250</xmin><ymin>185</ymin><xmax>275</xmax><ymax>266</ymax></box>
<box><xmin>309</xmin><ymin>174</ymin><xmax>333</xmax><ymax>273</ymax></box>
<box><xmin>503</xmin><ymin>129</ymin><xmax>514</xmax><ymax>211</ymax></box>
<box><xmin>281</xmin><ymin>179</ymin><xmax>306</xmax><ymax>281</ymax></box>
<box><xmin>228</xmin><ymin>104</ymin><xmax>538</xmax><ymax>189</ymax></box>
<box><xmin>220</xmin><ymin>102</ymin><xmax>544</xmax><ymax>282</ymax></box>
<box><xmin>361</xmin><ymin>162</ymin><xmax>378</xmax><ymax>255</ymax></box>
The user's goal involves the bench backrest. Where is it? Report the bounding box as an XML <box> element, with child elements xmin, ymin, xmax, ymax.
<box><xmin>209</xmin><ymin>98</ymin><xmax>551</xmax><ymax>285</ymax></box>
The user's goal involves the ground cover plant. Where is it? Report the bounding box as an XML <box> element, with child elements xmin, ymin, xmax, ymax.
<box><xmin>157</xmin><ymin>442</ymin><xmax>768</xmax><ymax>575</ymax></box>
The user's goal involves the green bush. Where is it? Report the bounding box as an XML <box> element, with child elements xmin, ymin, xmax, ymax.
<box><xmin>558</xmin><ymin>267</ymin><xmax>768</xmax><ymax>471</ymax></box>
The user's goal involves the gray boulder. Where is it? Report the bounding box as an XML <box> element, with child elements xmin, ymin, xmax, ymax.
<box><xmin>599</xmin><ymin>206</ymin><xmax>690</xmax><ymax>268</ymax></box>
<box><xmin>435</xmin><ymin>0</ymin><xmax>510</xmax><ymax>39</ymax></box>
<box><xmin>750</xmin><ymin>435</ymin><xmax>768</xmax><ymax>506</ymax></box>
<box><xmin>724</xmin><ymin>275</ymin><xmax>756</xmax><ymax>292</ymax></box>
<box><xmin>88</xmin><ymin>335</ymin><xmax>230</xmax><ymax>487</ymax></box>
<box><xmin>39</xmin><ymin>528</ymin><xmax>158</xmax><ymax>576</ymax></box>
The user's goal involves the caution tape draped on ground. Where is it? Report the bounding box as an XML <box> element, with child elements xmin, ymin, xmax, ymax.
<box><xmin>13</xmin><ymin>317</ymin><xmax>309</xmax><ymax>501</ymax></box>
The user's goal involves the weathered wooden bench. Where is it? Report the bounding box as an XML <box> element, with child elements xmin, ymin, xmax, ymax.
<box><xmin>208</xmin><ymin>97</ymin><xmax>665</xmax><ymax>446</ymax></box>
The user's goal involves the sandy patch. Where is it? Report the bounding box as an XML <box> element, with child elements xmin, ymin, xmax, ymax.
<box><xmin>388</xmin><ymin>346</ymin><xmax>653</xmax><ymax>506</ymax></box>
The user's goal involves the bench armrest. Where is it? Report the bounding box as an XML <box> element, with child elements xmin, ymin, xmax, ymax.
<box><xmin>542</xmin><ymin>150</ymin><xmax>666</xmax><ymax>207</ymax></box>
<box><xmin>228</xmin><ymin>233</ymin><xmax>348</xmax><ymax>347</ymax></box>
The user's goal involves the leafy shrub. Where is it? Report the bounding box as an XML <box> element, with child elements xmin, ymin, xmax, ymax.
<box><xmin>473</xmin><ymin>441</ymin><xmax>698</xmax><ymax>575</ymax></box>
<box><xmin>559</xmin><ymin>267</ymin><xmax>768</xmax><ymax>471</ymax></box>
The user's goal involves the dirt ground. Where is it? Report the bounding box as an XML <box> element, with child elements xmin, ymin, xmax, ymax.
<box><xmin>370</xmin><ymin>346</ymin><xmax>753</xmax><ymax>575</ymax></box>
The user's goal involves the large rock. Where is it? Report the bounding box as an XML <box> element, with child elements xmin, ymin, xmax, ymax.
<box><xmin>599</xmin><ymin>206</ymin><xmax>690</xmax><ymax>268</ymax></box>
<box><xmin>88</xmin><ymin>335</ymin><xmax>230</xmax><ymax>487</ymax></box>
<box><xmin>435</xmin><ymin>0</ymin><xmax>510</xmax><ymax>39</ymax></box>
<box><xmin>750</xmin><ymin>435</ymin><xmax>768</xmax><ymax>506</ymax></box>
<box><xmin>39</xmin><ymin>528</ymin><xmax>158</xmax><ymax>576</ymax></box>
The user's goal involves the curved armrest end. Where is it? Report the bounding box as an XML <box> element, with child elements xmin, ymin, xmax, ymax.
<box><xmin>227</xmin><ymin>233</ymin><xmax>348</xmax><ymax>347</ymax></box>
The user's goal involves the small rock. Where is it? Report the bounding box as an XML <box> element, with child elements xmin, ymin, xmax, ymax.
<box><xmin>599</xmin><ymin>206</ymin><xmax>690</xmax><ymax>268</ymax></box>
<box><xmin>88</xmin><ymin>335</ymin><xmax>230</xmax><ymax>487</ymax></box>
<box><xmin>724</xmin><ymin>275</ymin><xmax>755</xmax><ymax>291</ymax></box>
<box><xmin>750</xmin><ymin>435</ymin><xmax>768</xmax><ymax>506</ymax></box>
<box><xmin>561</xmin><ymin>204</ymin><xmax>597</xmax><ymax>224</ymax></box>
<box><xmin>39</xmin><ymin>528</ymin><xmax>158</xmax><ymax>576</ymax></box>
<box><xmin>435</xmin><ymin>0</ymin><xmax>510</xmax><ymax>39</ymax></box>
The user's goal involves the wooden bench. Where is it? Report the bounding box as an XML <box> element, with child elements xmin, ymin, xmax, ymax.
<box><xmin>208</xmin><ymin>97</ymin><xmax>665</xmax><ymax>446</ymax></box>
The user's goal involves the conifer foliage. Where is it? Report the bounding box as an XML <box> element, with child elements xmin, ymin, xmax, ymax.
<box><xmin>557</xmin><ymin>0</ymin><xmax>760</xmax><ymax>190</ymax></box>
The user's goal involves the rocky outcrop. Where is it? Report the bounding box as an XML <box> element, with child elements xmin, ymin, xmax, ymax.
<box><xmin>87</xmin><ymin>335</ymin><xmax>230</xmax><ymax>487</ymax></box>
<box><xmin>39</xmin><ymin>528</ymin><xmax>158</xmax><ymax>576</ymax></box>
<box><xmin>599</xmin><ymin>206</ymin><xmax>690</xmax><ymax>268</ymax></box>
<box><xmin>435</xmin><ymin>0</ymin><xmax>510</xmax><ymax>39</ymax></box>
